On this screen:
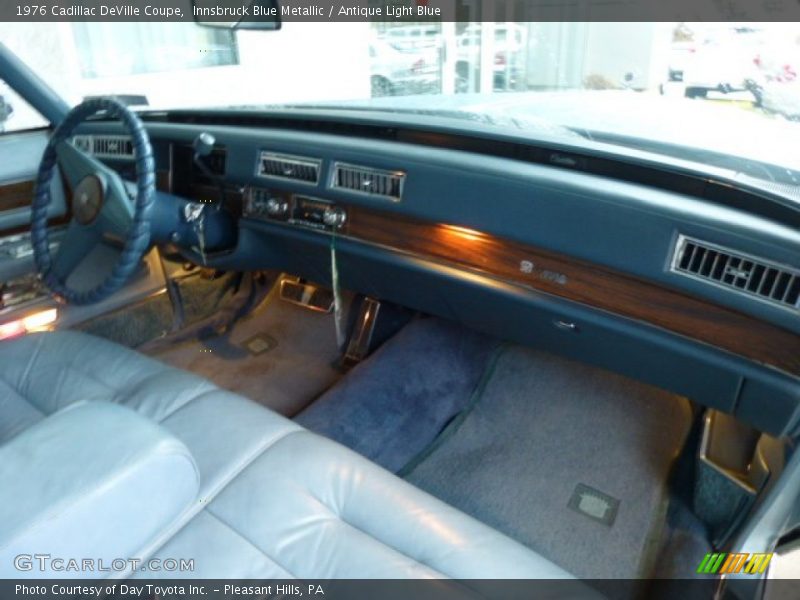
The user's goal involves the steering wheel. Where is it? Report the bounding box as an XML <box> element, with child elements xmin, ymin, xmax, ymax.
<box><xmin>31</xmin><ymin>97</ymin><xmax>155</xmax><ymax>305</ymax></box>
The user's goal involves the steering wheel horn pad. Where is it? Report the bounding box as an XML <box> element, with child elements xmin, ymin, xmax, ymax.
<box><xmin>72</xmin><ymin>174</ymin><xmax>105</xmax><ymax>226</ymax></box>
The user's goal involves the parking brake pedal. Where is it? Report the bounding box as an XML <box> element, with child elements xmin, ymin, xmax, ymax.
<box><xmin>279</xmin><ymin>278</ymin><xmax>334</xmax><ymax>313</ymax></box>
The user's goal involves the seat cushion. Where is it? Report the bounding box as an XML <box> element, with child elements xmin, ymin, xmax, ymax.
<box><xmin>0</xmin><ymin>402</ymin><xmax>199</xmax><ymax>578</ymax></box>
<box><xmin>0</xmin><ymin>331</ymin><xmax>575</xmax><ymax>579</ymax></box>
<box><xmin>0</xmin><ymin>331</ymin><xmax>301</xmax><ymax>500</ymax></box>
<box><xmin>141</xmin><ymin>430</ymin><xmax>574</xmax><ymax>579</ymax></box>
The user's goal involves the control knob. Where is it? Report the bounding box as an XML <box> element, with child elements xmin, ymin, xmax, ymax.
<box><xmin>265</xmin><ymin>197</ymin><xmax>289</xmax><ymax>217</ymax></box>
<box><xmin>322</xmin><ymin>206</ymin><xmax>347</xmax><ymax>229</ymax></box>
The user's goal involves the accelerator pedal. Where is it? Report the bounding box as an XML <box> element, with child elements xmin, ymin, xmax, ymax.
<box><xmin>342</xmin><ymin>297</ymin><xmax>381</xmax><ymax>369</ymax></box>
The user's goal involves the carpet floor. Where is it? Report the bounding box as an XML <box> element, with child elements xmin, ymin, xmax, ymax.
<box><xmin>150</xmin><ymin>291</ymin><xmax>344</xmax><ymax>417</ymax></box>
<box><xmin>404</xmin><ymin>344</ymin><xmax>693</xmax><ymax>580</ymax></box>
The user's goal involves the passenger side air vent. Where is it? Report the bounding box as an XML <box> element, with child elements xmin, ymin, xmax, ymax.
<box><xmin>331</xmin><ymin>162</ymin><xmax>405</xmax><ymax>201</ymax></box>
<box><xmin>671</xmin><ymin>235</ymin><xmax>800</xmax><ymax>312</ymax></box>
<box><xmin>257</xmin><ymin>152</ymin><xmax>320</xmax><ymax>184</ymax></box>
<box><xmin>72</xmin><ymin>135</ymin><xmax>134</xmax><ymax>159</ymax></box>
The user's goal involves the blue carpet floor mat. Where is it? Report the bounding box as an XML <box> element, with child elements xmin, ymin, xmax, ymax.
<box><xmin>295</xmin><ymin>316</ymin><xmax>497</xmax><ymax>473</ymax></box>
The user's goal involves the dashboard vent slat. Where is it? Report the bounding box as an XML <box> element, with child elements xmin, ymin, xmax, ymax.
<box><xmin>72</xmin><ymin>135</ymin><xmax>134</xmax><ymax>159</ymax></box>
<box><xmin>331</xmin><ymin>162</ymin><xmax>405</xmax><ymax>201</ymax></box>
<box><xmin>257</xmin><ymin>151</ymin><xmax>320</xmax><ymax>184</ymax></box>
<box><xmin>672</xmin><ymin>235</ymin><xmax>800</xmax><ymax>312</ymax></box>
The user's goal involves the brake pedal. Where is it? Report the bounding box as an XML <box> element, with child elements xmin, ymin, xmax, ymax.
<box><xmin>279</xmin><ymin>278</ymin><xmax>334</xmax><ymax>313</ymax></box>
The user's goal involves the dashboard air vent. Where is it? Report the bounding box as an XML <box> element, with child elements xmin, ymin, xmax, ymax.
<box><xmin>671</xmin><ymin>235</ymin><xmax>800</xmax><ymax>312</ymax></box>
<box><xmin>257</xmin><ymin>152</ymin><xmax>320</xmax><ymax>184</ymax></box>
<box><xmin>72</xmin><ymin>135</ymin><xmax>134</xmax><ymax>159</ymax></box>
<box><xmin>331</xmin><ymin>162</ymin><xmax>404</xmax><ymax>201</ymax></box>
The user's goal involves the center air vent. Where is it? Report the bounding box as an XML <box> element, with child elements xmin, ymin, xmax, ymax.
<box><xmin>257</xmin><ymin>152</ymin><xmax>320</xmax><ymax>184</ymax></box>
<box><xmin>671</xmin><ymin>235</ymin><xmax>800</xmax><ymax>312</ymax></box>
<box><xmin>72</xmin><ymin>135</ymin><xmax>134</xmax><ymax>159</ymax></box>
<box><xmin>331</xmin><ymin>162</ymin><xmax>405</xmax><ymax>201</ymax></box>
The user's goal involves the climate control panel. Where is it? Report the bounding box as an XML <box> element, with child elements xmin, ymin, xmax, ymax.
<box><xmin>244</xmin><ymin>188</ymin><xmax>347</xmax><ymax>232</ymax></box>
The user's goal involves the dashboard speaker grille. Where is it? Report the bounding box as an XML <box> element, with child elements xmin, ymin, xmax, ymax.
<box><xmin>72</xmin><ymin>135</ymin><xmax>134</xmax><ymax>159</ymax></box>
<box><xmin>671</xmin><ymin>235</ymin><xmax>800</xmax><ymax>312</ymax></box>
<box><xmin>257</xmin><ymin>152</ymin><xmax>320</xmax><ymax>184</ymax></box>
<box><xmin>331</xmin><ymin>162</ymin><xmax>405</xmax><ymax>201</ymax></box>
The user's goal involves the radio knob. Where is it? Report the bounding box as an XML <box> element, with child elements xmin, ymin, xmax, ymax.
<box><xmin>322</xmin><ymin>206</ymin><xmax>346</xmax><ymax>229</ymax></box>
<box><xmin>265</xmin><ymin>197</ymin><xmax>288</xmax><ymax>217</ymax></box>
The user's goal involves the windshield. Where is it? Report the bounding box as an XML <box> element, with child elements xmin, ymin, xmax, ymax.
<box><xmin>2</xmin><ymin>21</ymin><xmax>800</xmax><ymax>187</ymax></box>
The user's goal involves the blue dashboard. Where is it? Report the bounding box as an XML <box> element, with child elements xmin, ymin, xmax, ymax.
<box><xmin>75</xmin><ymin>109</ymin><xmax>800</xmax><ymax>436</ymax></box>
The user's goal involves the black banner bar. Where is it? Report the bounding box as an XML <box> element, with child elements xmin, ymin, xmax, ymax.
<box><xmin>2</xmin><ymin>0</ymin><xmax>800</xmax><ymax>23</ymax></box>
<box><xmin>1</xmin><ymin>578</ymin><xmax>792</xmax><ymax>600</ymax></box>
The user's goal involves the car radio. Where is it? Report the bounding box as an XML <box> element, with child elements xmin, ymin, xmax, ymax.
<box><xmin>245</xmin><ymin>188</ymin><xmax>347</xmax><ymax>232</ymax></box>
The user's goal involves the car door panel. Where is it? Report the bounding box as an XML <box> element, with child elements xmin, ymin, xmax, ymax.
<box><xmin>0</xmin><ymin>130</ymin><xmax>66</xmax><ymax>229</ymax></box>
<box><xmin>0</xmin><ymin>130</ymin><xmax>68</xmax><ymax>281</ymax></box>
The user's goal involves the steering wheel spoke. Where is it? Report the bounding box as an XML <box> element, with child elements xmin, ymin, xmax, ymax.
<box><xmin>50</xmin><ymin>220</ymin><xmax>101</xmax><ymax>280</ymax></box>
<box><xmin>56</xmin><ymin>140</ymin><xmax>134</xmax><ymax>239</ymax></box>
<box><xmin>96</xmin><ymin>173</ymin><xmax>135</xmax><ymax>239</ymax></box>
<box><xmin>55</xmin><ymin>140</ymin><xmax>109</xmax><ymax>191</ymax></box>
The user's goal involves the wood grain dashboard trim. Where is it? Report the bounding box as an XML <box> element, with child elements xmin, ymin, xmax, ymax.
<box><xmin>342</xmin><ymin>207</ymin><xmax>800</xmax><ymax>377</ymax></box>
<box><xmin>0</xmin><ymin>179</ymin><xmax>35</xmax><ymax>213</ymax></box>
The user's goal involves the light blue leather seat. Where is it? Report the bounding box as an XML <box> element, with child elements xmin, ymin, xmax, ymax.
<box><xmin>0</xmin><ymin>331</ymin><xmax>576</xmax><ymax>579</ymax></box>
<box><xmin>0</xmin><ymin>401</ymin><xmax>199</xmax><ymax>577</ymax></box>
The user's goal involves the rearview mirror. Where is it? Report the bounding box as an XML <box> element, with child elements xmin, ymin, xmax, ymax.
<box><xmin>192</xmin><ymin>0</ymin><xmax>281</xmax><ymax>30</ymax></box>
